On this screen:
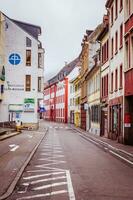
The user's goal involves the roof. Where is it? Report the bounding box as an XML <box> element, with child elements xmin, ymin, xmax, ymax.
<box><xmin>106</xmin><ymin>0</ymin><xmax>114</xmax><ymax>8</ymax></box>
<box><xmin>11</xmin><ymin>19</ymin><xmax>41</xmax><ymax>40</ymax></box>
<box><xmin>97</xmin><ymin>15</ymin><xmax>109</xmax><ymax>41</ymax></box>
<box><xmin>48</xmin><ymin>57</ymin><xmax>80</xmax><ymax>86</ymax></box>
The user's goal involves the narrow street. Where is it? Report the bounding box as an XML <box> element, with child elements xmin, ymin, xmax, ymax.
<box><xmin>6</xmin><ymin>122</ymin><xmax>133</xmax><ymax>200</ymax></box>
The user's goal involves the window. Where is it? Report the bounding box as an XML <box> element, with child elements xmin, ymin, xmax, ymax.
<box><xmin>120</xmin><ymin>0</ymin><xmax>123</xmax><ymax>11</ymax></box>
<box><xmin>120</xmin><ymin>24</ymin><xmax>123</xmax><ymax>48</ymax></box>
<box><xmin>115</xmin><ymin>31</ymin><xmax>118</xmax><ymax>53</ymax></box>
<box><xmin>38</xmin><ymin>77</ymin><xmax>42</xmax><ymax>92</ymax></box>
<box><xmin>1</xmin><ymin>85</ymin><xmax>4</xmax><ymax>94</ymax></box>
<box><xmin>107</xmin><ymin>40</ymin><xmax>109</xmax><ymax>60</ymax></box>
<box><xmin>125</xmin><ymin>0</ymin><xmax>130</xmax><ymax>19</ymax></box>
<box><xmin>107</xmin><ymin>74</ymin><xmax>108</xmax><ymax>96</ymax></box>
<box><xmin>115</xmin><ymin>69</ymin><xmax>118</xmax><ymax>91</ymax></box>
<box><xmin>111</xmin><ymin>72</ymin><xmax>114</xmax><ymax>92</ymax></box>
<box><xmin>26</xmin><ymin>50</ymin><xmax>31</xmax><ymax>66</ymax></box>
<box><xmin>119</xmin><ymin>65</ymin><xmax>123</xmax><ymax>88</ymax></box>
<box><xmin>111</xmin><ymin>5</ymin><xmax>114</xmax><ymax>25</ymax></box>
<box><xmin>38</xmin><ymin>53</ymin><xmax>43</xmax><ymax>68</ymax></box>
<box><xmin>111</xmin><ymin>37</ymin><xmax>114</xmax><ymax>58</ymax></box>
<box><xmin>25</xmin><ymin>75</ymin><xmax>31</xmax><ymax>91</ymax></box>
<box><xmin>125</xmin><ymin>40</ymin><xmax>129</xmax><ymax>69</ymax></box>
<box><xmin>115</xmin><ymin>0</ymin><xmax>118</xmax><ymax>19</ymax></box>
<box><xmin>26</xmin><ymin>37</ymin><xmax>32</xmax><ymax>47</ymax></box>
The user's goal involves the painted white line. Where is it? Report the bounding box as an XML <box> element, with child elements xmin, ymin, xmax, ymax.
<box><xmin>66</xmin><ymin>170</ymin><xmax>76</xmax><ymax>200</ymax></box>
<box><xmin>23</xmin><ymin>176</ymin><xmax>66</xmax><ymax>186</ymax></box>
<box><xmin>33</xmin><ymin>181</ymin><xmax>67</xmax><ymax>190</ymax></box>
<box><xmin>40</xmin><ymin>154</ymin><xmax>65</xmax><ymax>158</ymax></box>
<box><xmin>23</xmin><ymin>171</ymin><xmax>65</xmax><ymax>180</ymax></box>
<box><xmin>26</xmin><ymin>169</ymin><xmax>61</xmax><ymax>173</ymax></box>
<box><xmin>109</xmin><ymin>150</ymin><xmax>133</xmax><ymax>165</ymax></box>
<box><xmin>35</xmin><ymin>166</ymin><xmax>65</xmax><ymax>171</ymax></box>
<box><xmin>10</xmin><ymin>145</ymin><xmax>19</xmax><ymax>152</ymax></box>
<box><xmin>16</xmin><ymin>190</ymin><xmax>67</xmax><ymax>200</ymax></box>
<box><xmin>38</xmin><ymin>158</ymin><xmax>65</xmax><ymax>162</ymax></box>
<box><xmin>36</xmin><ymin>161</ymin><xmax>66</xmax><ymax>166</ymax></box>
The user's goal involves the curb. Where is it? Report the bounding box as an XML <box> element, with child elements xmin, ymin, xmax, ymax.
<box><xmin>72</xmin><ymin>127</ymin><xmax>133</xmax><ymax>168</ymax></box>
<box><xmin>0</xmin><ymin>128</ymin><xmax>49</xmax><ymax>200</ymax></box>
<box><xmin>0</xmin><ymin>131</ymin><xmax>20</xmax><ymax>141</ymax></box>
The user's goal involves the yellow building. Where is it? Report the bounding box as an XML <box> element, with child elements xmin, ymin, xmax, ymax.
<box><xmin>73</xmin><ymin>75</ymin><xmax>81</xmax><ymax>127</ymax></box>
<box><xmin>85</xmin><ymin>24</ymin><xmax>103</xmax><ymax>135</ymax></box>
<box><xmin>0</xmin><ymin>12</ymin><xmax>5</xmax><ymax>101</ymax></box>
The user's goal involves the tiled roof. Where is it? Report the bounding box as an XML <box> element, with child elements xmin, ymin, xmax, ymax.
<box><xmin>11</xmin><ymin>19</ymin><xmax>41</xmax><ymax>40</ymax></box>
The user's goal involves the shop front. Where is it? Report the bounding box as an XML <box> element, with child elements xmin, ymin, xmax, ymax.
<box><xmin>109</xmin><ymin>96</ymin><xmax>123</xmax><ymax>143</ymax></box>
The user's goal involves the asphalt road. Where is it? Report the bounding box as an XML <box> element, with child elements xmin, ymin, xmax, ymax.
<box><xmin>6</xmin><ymin>122</ymin><xmax>133</xmax><ymax>200</ymax></box>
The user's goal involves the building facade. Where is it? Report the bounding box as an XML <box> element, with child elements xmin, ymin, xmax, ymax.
<box><xmin>86</xmin><ymin>24</ymin><xmax>103</xmax><ymax>135</ymax></box>
<box><xmin>0</xmin><ymin>13</ymin><xmax>5</xmax><ymax>107</ymax></box>
<box><xmin>0</xmin><ymin>13</ymin><xmax>44</xmax><ymax>129</ymax></box>
<box><xmin>44</xmin><ymin>58</ymin><xmax>79</xmax><ymax>123</ymax></box>
<box><xmin>97</xmin><ymin>15</ymin><xmax>109</xmax><ymax>138</ymax></box>
<box><xmin>106</xmin><ymin>0</ymin><xmax>124</xmax><ymax>143</ymax></box>
<box><xmin>79</xmin><ymin>30</ymin><xmax>93</xmax><ymax>130</ymax></box>
<box><xmin>124</xmin><ymin>0</ymin><xmax>133</xmax><ymax>144</ymax></box>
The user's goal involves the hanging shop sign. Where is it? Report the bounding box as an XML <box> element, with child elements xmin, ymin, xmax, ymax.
<box><xmin>24</xmin><ymin>98</ymin><xmax>35</xmax><ymax>112</ymax></box>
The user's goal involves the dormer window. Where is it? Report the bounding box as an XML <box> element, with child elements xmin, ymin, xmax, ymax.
<box><xmin>26</xmin><ymin>37</ymin><xmax>32</xmax><ymax>47</ymax></box>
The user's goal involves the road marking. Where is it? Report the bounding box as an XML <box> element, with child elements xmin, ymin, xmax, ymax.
<box><xmin>16</xmin><ymin>190</ymin><xmax>67</xmax><ymax>200</ymax></box>
<box><xmin>38</xmin><ymin>158</ymin><xmax>65</xmax><ymax>163</ymax></box>
<box><xmin>23</xmin><ymin>171</ymin><xmax>65</xmax><ymax>180</ymax></box>
<box><xmin>66</xmin><ymin>170</ymin><xmax>76</xmax><ymax>200</ymax></box>
<box><xmin>9</xmin><ymin>144</ymin><xmax>19</xmax><ymax>152</ymax></box>
<box><xmin>23</xmin><ymin>176</ymin><xmax>66</xmax><ymax>186</ymax></box>
<box><xmin>109</xmin><ymin>150</ymin><xmax>133</xmax><ymax>165</ymax></box>
<box><xmin>33</xmin><ymin>181</ymin><xmax>67</xmax><ymax>190</ymax></box>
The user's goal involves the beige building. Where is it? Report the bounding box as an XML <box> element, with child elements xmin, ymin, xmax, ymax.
<box><xmin>86</xmin><ymin>24</ymin><xmax>103</xmax><ymax>136</ymax></box>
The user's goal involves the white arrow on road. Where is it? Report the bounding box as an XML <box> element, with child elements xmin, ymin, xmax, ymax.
<box><xmin>9</xmin><ymin>144</ymin><xmax>19</xmax><ymax>152</ymax></box>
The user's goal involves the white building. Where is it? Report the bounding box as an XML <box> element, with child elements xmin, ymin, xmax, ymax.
<box><xmin>0</xmin><ymin>12</ymin><xmax>44</xmax><ymax>129</ymax></box>
<box><xmin>106</xmin><ymin>0</ymin><xmax>124</xmax><ymax>142</ymax></box>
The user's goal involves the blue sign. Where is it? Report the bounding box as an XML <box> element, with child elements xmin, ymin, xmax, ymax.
<box><xmin>39</xmin><ymin>107</ymin><xmax>46</xmax><ymax>113</ymax></box>
<box><xmin>9</xmin><ymin>53</ymin><xmax>21</xmax><ymax>65</ymax></box>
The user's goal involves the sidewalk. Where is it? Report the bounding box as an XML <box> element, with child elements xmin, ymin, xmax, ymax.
<box><xmin>71</xmin><ymin>125</ymin><xmax>133</xmax><ymax>167</ymax></box>
<box><xmin>0</xmin><ymin>127</ymin><xmax>19</xmax><ymax>141</ymax></box>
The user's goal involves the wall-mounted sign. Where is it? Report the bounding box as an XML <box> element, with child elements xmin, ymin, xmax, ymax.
<box><xmin>24</xmin><ymin>98</ymin><xmax>35</xmax><ymax>112</ymax></box>
<box><xmin>9</xmin><ymin>104</ymin><xmax>23</xmax><ymax>112</ymax></box>
<box><xmin>9</xmin><ymin>53</ymin><xmax>21</xmax><ymax>65</ymax></box>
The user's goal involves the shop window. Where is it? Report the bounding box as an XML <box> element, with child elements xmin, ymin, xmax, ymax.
<box><xmin>25</xmin><ymin>75</ymin><xmax>31</xmax><ymax>91</ymax></box>
<box><xmin>26</xmin><ymin>50</ymin><xmax>31</xmax><ymax>66</ymax></box>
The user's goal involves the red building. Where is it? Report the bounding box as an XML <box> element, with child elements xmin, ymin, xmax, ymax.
<box><xmin>124</xmin><ymin>0</ymin><xmax>133</xmax><ymax>144</ymax></box>
<box><xmin>44</xmin><ymin>58</ymin><xmax>79</xmax><ymax>123</ymax></box>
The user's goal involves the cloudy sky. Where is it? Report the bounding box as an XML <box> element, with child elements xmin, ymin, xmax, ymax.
<box><xmin>0</xmin><ymin>0</ymin><xmax>106</xmax><ymax>80</ymax></box>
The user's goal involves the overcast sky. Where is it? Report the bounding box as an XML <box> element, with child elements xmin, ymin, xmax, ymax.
<box><xmin>0</xmin><ymin>0</ymin><xmax>106</xmax><ymax>81</ymax></box>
